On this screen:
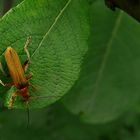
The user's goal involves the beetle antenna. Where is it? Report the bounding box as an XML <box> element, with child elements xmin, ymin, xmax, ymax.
<box><xmin>26</xmin><ymin>101</ymin><xmax>30</xmax><ymax>128</ymax></box>
<box><xmin>29</xmin><ymin>95</ymin><xmax>62</xmax><ymax>100</ymax></box>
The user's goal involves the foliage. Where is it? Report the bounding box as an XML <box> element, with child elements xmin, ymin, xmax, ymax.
<box><xmin>0</xmin><ymin>0</ymin><xmax>140</xmax><ymax>140</ymax></box>
<box><xmin>1</xmin><ymin>103</ymin><xmax>140</xmax><ymax>140</ymax></box>
<box><xmin>0</xmin><ymin>0</ymin><xmax>89</xmax><ymax>108</ymax></box>
<box><xmin>63</xmin><ymin>0</ymin><xmax>140</xmax><ymax>124</ymax></box>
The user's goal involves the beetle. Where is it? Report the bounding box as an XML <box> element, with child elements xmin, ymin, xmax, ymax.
<box><xmin>0</xmin><ymin>37</ymin><xmax>62</xmax><ymax>126</ymax></box>
<box><xmin>0</xmin><ymin>37</ymin><xmax>62</xmax><ymax>110</ymax></box>
<box><xmin>0</xmin><ymin>37</ymin><xmax>32</xmax><ymax>109</ymax></box>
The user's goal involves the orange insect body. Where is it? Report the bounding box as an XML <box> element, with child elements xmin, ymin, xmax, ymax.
<box><xmin>5</xmin><ymin>47</ymin><xmax>30</xmax><ymax>103</ymax></box>
<box><xmin>1</xmin><ymin>38</ymin><xmax>60</xmax><ymax>110</ymax></box>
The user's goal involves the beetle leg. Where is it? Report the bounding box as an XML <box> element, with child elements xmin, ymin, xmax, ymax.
<box><xmin>0</xmin><ymin>62</ymin><xmax>7</xmax><ymax>76</ymax></box>
<box><xmin>25</xmin><ymin>72</ymin><xmax>36</xmax><ymax>93</ymax></box>
<box><xmin>0</xmin><ymin>80</ymin><xmax>14</xmax><ymax>87</ymax></box>
<box><xmin>26</xmin><ymin>72</ymin><xmax>33</xmax><ymax>80</ymax></box>
<box><xmin>8</xmin><ymin>91</ymin><xmax>18</xmax><ymax>109</ymax></box>
<box><xmin>22</xmin><ymin>60</ymin><xmax>29</xmax><ymax>72</ymax></box>
<box><xmin>0</xmin><ymin>80</ymin><xmax>5</xmax><ymax>86</ymax></box>
<box><xmin>24</xmin><ymin>36</ymin><xmax>32</xmax><ymax>63</ymax></box>
<box><xmin>22</xmin><ymin>36</ymin><xmax>32</xmax><ymax>72</ymax></box>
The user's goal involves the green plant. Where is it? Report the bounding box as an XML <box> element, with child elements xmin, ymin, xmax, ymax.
<box><xmin>0</xmin><ymin>0</ymin><xmax>140</xmax><ymax>140</ymax></box>
<box><xmin>0</xmin><ymin>0</ymin><xmax>89</xmax><ymax>108</ymax></box>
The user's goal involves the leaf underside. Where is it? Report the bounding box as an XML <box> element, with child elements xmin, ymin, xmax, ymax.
<box><xmin>62</xmin><ymin>1</ymin><xmax>140</xmax><ymax>124</ymax></box>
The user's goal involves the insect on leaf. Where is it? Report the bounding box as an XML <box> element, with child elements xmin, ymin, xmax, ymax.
<box><xmin>0</xmin><ymin>0</ymin><xmax>90</xmax><ymax>109</ymax></box>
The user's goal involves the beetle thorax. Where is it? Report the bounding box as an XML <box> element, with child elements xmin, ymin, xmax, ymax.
<box><xmin>18</xmin><ymin>86</ymin><xmax>30</xmax><ymax>100</ymax></box>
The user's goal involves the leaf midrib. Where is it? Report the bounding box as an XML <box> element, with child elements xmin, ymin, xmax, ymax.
<box><xmin>86</xmin><ymin>11</ymin><xmax>123</xmax><ymax>112</ymax></box>
<box><xmin>93</xmin><ymin>11</ymin><xmax>123</xmax><ymax>95</ymax></box>
<box><xmin>31</xmin><ymin>0</ymin><xmax>72</xmax><ymax>58</ymax></box>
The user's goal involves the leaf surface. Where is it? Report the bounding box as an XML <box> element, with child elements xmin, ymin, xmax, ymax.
<box><xmin>62</xmin><ymin>0</ymin><xmax>140</xmax><ymax>123</ymax></box>
<box><xmin>0</xmin><ymin>0</ymin><xmax>89</xmax><ymax>108</ymax></box>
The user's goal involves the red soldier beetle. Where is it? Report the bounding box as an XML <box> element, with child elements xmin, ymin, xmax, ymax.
<box><xmin>0</xmin><ymin>37</ymin><xmax>62</xmax><ymax>125</ymax></box>
<box><xmin>0</xmin><ymin>37</ymin><xmax>32</xmax><ymax>109</ymax></box>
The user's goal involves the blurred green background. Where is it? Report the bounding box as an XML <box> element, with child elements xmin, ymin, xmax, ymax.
<box><xmin>1</xmin><ymin>102</ymin><xmax>140</xmax><ymax>140</ymax></box>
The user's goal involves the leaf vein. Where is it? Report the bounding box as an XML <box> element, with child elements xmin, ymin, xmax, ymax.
<box><xmin>93</xmin><ymin>11</ymin><xmax>123</xmax><ymax>95</ymax></box>
<box><xmin>31</xmin><ymin>0</ymin><xmax>72</xmax><ymax>58</ymax></box>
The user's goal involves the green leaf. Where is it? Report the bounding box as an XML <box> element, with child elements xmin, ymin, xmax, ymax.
<box><xmin>62</xmin><ymin>0</ymin><xmax>140</xmax><ymax>123</ymax></box>
<box><xmin>0</xmin><ymin>0</ymin><xmax>89</xmax><ymax>108</ymax></box>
